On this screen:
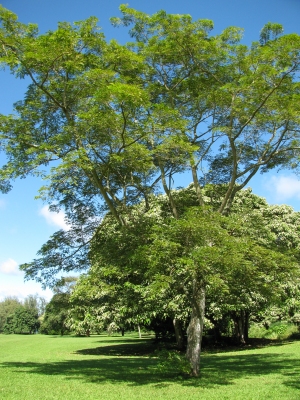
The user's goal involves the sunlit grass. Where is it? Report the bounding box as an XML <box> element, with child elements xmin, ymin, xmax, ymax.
<box><xmin>0</xmin><ymin>333</ymin><xmax>299</xmax><ymax>399</ymax></box>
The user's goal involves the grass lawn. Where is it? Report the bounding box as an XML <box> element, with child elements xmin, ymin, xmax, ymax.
<box><xmin>0</xmin><ymin>333</ymin><xmax>299</xmax><ymax>400</ymax></box>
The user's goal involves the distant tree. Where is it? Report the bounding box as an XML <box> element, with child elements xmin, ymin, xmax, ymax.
<box><xmin>40</xmin><ymin>277</ymin><xmax>76</xmax><ymax>335</ymax></box>
<box><xmin>53</xmin><ymin>277</ymin><xmax>77</xmax><ymax>295</ymax></box>
<box><xmin>0</xmin><ymin>297</ymin><xmax>22</xmax><ymax>332</ymax></box>
<box><xmin>3</xmin><ymin>305</ymin><xmax>39</xmax><ymax>334</ymax></box>
<box><xmin>23</xmin><ymin>294</ymin><xmax>47</xmax><ymax>316</ymax></box>
<box><xmin>39</xmin><ymin>296</ymin><xmax>70</xmax><ymax>335</ymax></box>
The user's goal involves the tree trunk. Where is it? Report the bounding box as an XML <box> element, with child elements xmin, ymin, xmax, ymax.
<box><xmin>173</xmin><ymin>318</ymin><xmax>184</xmax><ymax>350</ymax></box>
<box><xmin>244</xmin><ymin>311</ymin><xmax>250</xmax><ymax>342</ymax></box>
<box><xmin>186</xmin><ymin>282</ymin><xmax>205</xmax><ymax>377</ymax></box>
<box><xmin>137</xmin><ymin>324</ymin><xmax>142</xmax><ymax>339</ymax></box>
<box><xmin>190</xmin><ymin>160</ymin><xmax>204</xmax><ymax>206</ymax></box>
<box><xmin>212</xmin><ymin>319</ymin><xmax>222</xmax><ymax>342</ymax></box>
<box><xmin>232</xmin><ymin>310</ymin><xmax>250</xmax><ymax>344</ymax></box>
<box><xmin>158</xmin><ymin>161</ymin><xmax>179</xmax><ymax>219</ymax></box>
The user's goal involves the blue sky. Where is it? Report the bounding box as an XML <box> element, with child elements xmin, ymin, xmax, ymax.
<box><xmin>0</xmin><ymin>0</ymin><xmax>300</xmax><ymax>301</ymax></box>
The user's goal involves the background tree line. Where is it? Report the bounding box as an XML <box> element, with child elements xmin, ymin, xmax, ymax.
<box><xmin>0</xmin><ymin>294</ymin><xmax>46</xmax><ymax>334</ymax></box>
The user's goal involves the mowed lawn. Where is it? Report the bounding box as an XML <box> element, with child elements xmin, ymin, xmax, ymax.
<box><xmin>0</xmin><ymin>334</ymin><xmax>299</xmax><ymax>400</ymax></box>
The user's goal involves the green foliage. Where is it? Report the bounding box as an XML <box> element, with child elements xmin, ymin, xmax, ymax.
<box><xmin>70</xmin><ymin>187</ymin><xmax>300</xmax><ymax>352</ymax></box>
<box><xmin>40</xmin><ymin>279</ymin><xmax>76</xmax><ymax>335</ymax></box>
<box><xmin>260</xmin><ymin>22</ymin><xmax>284</xmax><ymax>45</ymax></box>
<box><xmin>0</xmin><ymin>296</ymin><xmax>22</xmax><ymax>332</ymax></box>
<box><xmin>154</xmin><ymin>348</ymin><xmax>190</xmax><ymax>375</ymax></box>
<box><xmin>1</xmin><ymin>3</ymin><xmax>300</xmax><ymax>376</ymax></box>
<box><xmin>264</xmin><ymin>322</ymin><xmax>298</xmax><ymax>340</ymax></box>
<box><xmin>23</xmin><ymin>293</ymin><xmax>47</xmax><ymax>316</ymax></box>
<box><xmin>0</xmin><ymin>5</ymin><xmax>299</xmax><ymax>284</ymax></box>
<box><xmin>40</xmin><ymin>293</ymin><xmax>71</xmax><ymax>335</ymax></box>
<box><xmin>3</xmin><ymin>305</ymin><xmax>39</xmax><ymax>334</ymax></box>
<box><xmin>0</xmin><ymin>295</ymin><xmax>46</xmax><ymax>334</ymax></box>
<box><xmin>67</xmin><ymin>303</ymin><xmax>104</xmax><ymax>336</ymax></box>
<box><xmin>40</xmin><ymin>312</ymin><xmax>69</xmax><ymax>335</ymax></box>
<box><xmin>249</xmin><ymin>322</ymin><xmax>299</xmax><ymax>340</ymax></box>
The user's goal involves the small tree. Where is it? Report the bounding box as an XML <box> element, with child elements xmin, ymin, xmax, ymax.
<box><xmin>39</xmin><ymin>294</ymin><xmax>70</xmax><ymax>335</ymax></box>
<box><xmin>24</xmin><ymin>294</ymin><xmax>47</xmax><ymax>316</ymax></box>
<box><xmin>40</xmin><ymin>277</ymin><xmax>76</xmax><ymax>335</ymax></box>
<box><xmin>3</xmin><ymin>305</ymin><xmax>39</xmax><ymax>334</ymax></box>
<box><xmin>0</xmin><ymin>297</ymin><xmax>22</xmax><ymax>332</ymax></box>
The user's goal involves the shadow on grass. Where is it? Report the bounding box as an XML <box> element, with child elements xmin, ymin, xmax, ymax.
<box><xmin>1</xmin><ymin>340</ymin><xmax>300</xmax><ymax>389</ymax></box>
<box><xmin>75</xmin><ymin>341</ymin><xmax>157</xmax><ymax>356</ymax></box>
<box><xmin>48</xmin><ymin>336</ymin><xmax>152</xmax><ymax>345</ymax></box>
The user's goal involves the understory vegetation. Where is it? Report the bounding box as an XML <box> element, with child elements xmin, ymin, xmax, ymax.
<box><xmin>249</xmin><ymin>322</ymin><xmax>299</xmax><ymax>341</ymax></box>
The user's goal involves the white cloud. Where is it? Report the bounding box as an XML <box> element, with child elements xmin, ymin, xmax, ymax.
<box><xmin>39</xmin><ymin>205</ymin><xmax>70</xmax><ymax>230</ymax></box>
<box><xmin>0</xmin><ymin>282</ymin><xmax>53</xmax><ymax>302</ymax></box>
<box><xmin>266</xmin><ymin>175</ymin><xmax>300</xmax><ymax>201</ymax></box>
<box><xmin>0</xmin><ymin>258</ymin><xmax>22</xmax><ymax>275</ymax></box>
<box><xmin>0</xmin><ymin>198</ymin><xmax>6</xmax><ymax>209</ymax></box>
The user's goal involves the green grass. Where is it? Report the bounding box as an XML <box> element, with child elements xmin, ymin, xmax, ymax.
<box><xmin>0</xmin><ymin>334</ymin><xmax>300</xmax><ymax>399</ymax></box>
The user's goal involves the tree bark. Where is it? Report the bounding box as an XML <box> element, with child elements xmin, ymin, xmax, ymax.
<box><xmin>158</xmin><ymin>161</ymin><xmax>179</xmax><ymax>219</ymax></box>
<box><xmin>244</xmin><ymin>311</ymin><xmax>250</xmax><ymax>342</ymax></box>
<box><xmin>173</xmin><ymin>318</ymin><xmax>184</xmax><ymax>350</ymax></box>
<box><xmin>186</xmin><ymin>282</ymin><xmax>205</xmax><ymax>377</ymax></box>
<box><xmin>232</xmin><ymin>310</ymin><xmax>250</xmax><ymax>344</ymax></box>
<box><xmin>190</xmin><ymin>160</ymin><xmax>204</xmax><ymax>206</ymax></box>
<box><xmin>137</xmin><ymin>324</ymin><xmax>142</xmax><ymax>339</ymax></box>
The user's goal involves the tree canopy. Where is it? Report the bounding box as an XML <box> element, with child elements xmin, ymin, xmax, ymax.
<box><xmin>1</xmin><ymin>6</ymin><xmax>300</xmax><ymax>281</ymax></box>
<box><xmin>1</xmin><ymin>4</ymin><xmax>300</xmax><ymax>376</ymax></box>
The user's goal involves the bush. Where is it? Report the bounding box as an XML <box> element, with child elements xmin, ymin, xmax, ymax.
<box><xmin>153</xmin><ymin>348</ymin><xmax>190</xmax><ymax>375</ymax></box>
<box><xmin>264</xmin><ymin>322</ymin><xmax>298</xmax><ymax>340</ymax></box>
<box><xmin>3</xmin><ymin>306</ymin><xmax>39</xmax><ymax>334</ymax></box>
<box><xmin>249</xmin><ymin>322</ymin><xmax>298</xmax><ymax>340</ymax></box>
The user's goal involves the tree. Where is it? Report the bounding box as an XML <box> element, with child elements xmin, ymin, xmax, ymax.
<box><xmin>227</xmin><ymin>194</ymin><xmax>300</xmax><ymax>339</ymax></box>
<box><xmin>39</xmin><ymin>294</ymin><xmax>70</xmax><ymax>335</ymax></box>
<box><xmin>68</xmin><ymin>273</ymin><xmax>135</xmax><ymax>336</ymax></box>
<box><xmin>0</xmin><ymin>297</ymin><xmax>22</xmax><ymax>332</ymax></box>
<box><xmin>23</xmin><ymin>293</ymin><xmax>47</xmax><ymax>316</ymax></box>
<box><xmin>1</xmin><ymin>5</ymin><xmax>300</xmax><ymax>376</ymax></box>
<box><xmin>74</xmin><ymin>187</ymin><xmax>298</xmax><ymax>374</ymax></box>
<box><xmin>113</xmin><ymin>6</ymin><xmax>300</xmax><ymax>213</ymax></box>
<box><xmin>40</xmin><ymin>277</ymin><xmax>76</xmax><ymax>335</ymax></box>
<box><xmin>3</xmin><ymin>305</ymin><xmax>39</xmax><ymax>334</ymax></box>
<box><xmin>0</xmin><ymin>295</ymin><xmax>46</xmax><ymax>333</ymax></box>
<box><xmin>197</xmin><ymin>187</ymin><xmax>300</xmax><ymax>343</ymax></box>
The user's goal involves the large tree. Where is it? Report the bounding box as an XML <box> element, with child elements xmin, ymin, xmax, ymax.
<box><xmin>71</xmin><ymin>187</ymin><xmax>299</xmax><ymax>374</ymax></box>
<box><xmin>113</xmin><ymin>6</ymin><xmax>300</xmax><ymax>213</ymax></box>
<box><xmin>1</xmin><ymin>5</ymin><xmax>300</xmax><ymax>375</ymax></box>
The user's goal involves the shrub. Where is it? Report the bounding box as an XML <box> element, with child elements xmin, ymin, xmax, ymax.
<box><xmin>153</xmin><ymin>348</ymin><xmax>190</xmax><ymax>375</ymax></box>
<box><xmin>249</xmin><ymin>322</ymin><xmax>298</xmax><ymax>340</ymax></box>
